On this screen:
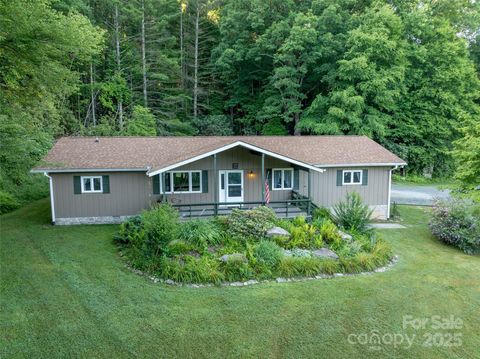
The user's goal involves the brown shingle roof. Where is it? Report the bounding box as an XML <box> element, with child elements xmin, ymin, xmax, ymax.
<box><xmin>33</xmin><ymin>136</ymin><xmax>406</xmax><ymax>172</ymax></box>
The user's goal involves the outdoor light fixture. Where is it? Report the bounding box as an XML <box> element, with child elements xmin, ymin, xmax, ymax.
<box><xmin>248</xmin><ymin>170</ymin><xmax>255</xmax><ymax>179</ymax></box>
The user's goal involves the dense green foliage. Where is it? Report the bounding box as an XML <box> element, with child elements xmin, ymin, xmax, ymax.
<box><xmin>1</xmin><ymin>0</ymin><xmax>479</xmax><ymax>207</ymax></box>
<box><xmin>429</xmin><ymin>199</ymin><xmax>480</xmax><ymax>254</ymax></box>
<box><xmin>115</xmin><ymin>204</ymin><xmax>392</xmax><ymax>283</ymax></box>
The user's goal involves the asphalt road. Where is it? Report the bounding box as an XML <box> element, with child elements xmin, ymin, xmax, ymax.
<box><xmin>391</xmin><ymin>184</ymin><xmax>450</xmax><ymax>205</ymax></box>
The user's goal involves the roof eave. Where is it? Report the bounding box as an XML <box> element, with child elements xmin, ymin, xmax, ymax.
<box><xmin>147</xmin><ymin>141</ymin><xmax>326</xmax><ymax>176</ymax></box>
<box><xmin>314</xmin><ymin>162</ymin><xmax>407</xmax><ymax>168</ymax></box>
<box><xmin>31</xmin><ymin>167</ymin><xmax>150</xmax><ymax>173</ymax></box>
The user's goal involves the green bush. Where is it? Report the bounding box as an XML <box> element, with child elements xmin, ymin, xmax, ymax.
<box><xmin>114</xmin><ymin>215</ymin><xmax>144</xmax><ymax>246</ymax></box>
<box><xmin>316</xmin><ymin>219</ymin><xmax>341</xmax><ymax>243</ymax></box>
<box><xmin>220</xmin><ymin>255</ymin><xmax>253</xmax><ymax>282</ymax></box>
<box><xmin>333</xmin><ymin>192</ymin><xmax>373</xmax><ymax>234</ymax></box>
<box><xmin>275</xmin><ymin>216</ymin><xmax>323</xmax><ymax>249</ymax></box>
<box><xmin>179</xmin><ymin>219</ymin><xmax>223</xmax><ymax>250</ymax></box>
<box><xmin>141</xmin><ymin>204</ymin><xmax>180</xmax><ymax>257</ymax></box>
<box><xmin>429</xmin><ymin>199</ymin><xmax>480</xmax><ymax>254</ymax></box>
<box><xmin>0</xmin><ymin>191</ymin><xmax>20</xmax><ymax>214</ymax></box>
<box><xmin>224</xmin><ymin>206</ymin><xmax>277</xmax><ymax>240</ymax></box>
<box><xmin>254</xmin><ymin>240</ymin><xmax>283</xmax><ymax>267</ymax></box>
<box><xmin>159</xmin><ymin>256</ymin><xmax>224</xmax><ymax>284</ymax></box>
<box><xmin>312</xmin><ymin>207</ymin><xmax>333</xmax><ymax>221</ymax></box>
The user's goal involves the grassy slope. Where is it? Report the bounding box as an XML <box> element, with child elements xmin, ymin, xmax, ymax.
<box><xmin>1</xmin><ymin>200</ymin><xmax>479</xmax><ymax>358</ymax></box>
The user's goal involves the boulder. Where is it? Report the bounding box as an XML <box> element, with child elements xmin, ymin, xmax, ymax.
<box><xmin>338</xmin><ymin>230</ymin><xmax>352</xmax><ymax>241</ymax></box>
<box><xmin>312</xmin><ymin>248</ymin><xmax>339</xmax><ymax>260</ymax></box>
<box><xmin>219</xmin><ymin>253</ymin><xmax>247</xmax><ymax>263</ymax></box>
<box><xmin>266</xmin><ymin>226</ymin><xmax>290</xmax><ymax>238</ymax></box>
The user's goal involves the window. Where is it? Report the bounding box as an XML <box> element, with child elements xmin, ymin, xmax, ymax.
<box><xmin>81</xmin><ymin>176</ymin><xmax>102</xmax><ymax>193</ymax></box>
<box><xmin>343</xmin><ymin>170</ymin><xmax>362</xmax><ymax>185</ymax></box>
<box><xmin>161</xmin><ymin>171</ymin><xmax>202</xmax><ymax>193</ymax></box>
<box><xmin>272</xmin><ymin>168</ymin><xmax>293</xmax><ymax>190</ymax></box>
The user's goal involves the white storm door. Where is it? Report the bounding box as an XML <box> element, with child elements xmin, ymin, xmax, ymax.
<box><xmin>218</xmin><ymin>170</ymin><xmax>244</xmax><ymax>203</ymax></box>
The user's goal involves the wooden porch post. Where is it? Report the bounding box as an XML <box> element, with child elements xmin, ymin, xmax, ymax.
<box><xmin>261</xmin><ymin>153</ymin><xmax>265</xmax><ymax>205</ymax></box>
<box><xmin>161</xmin><ymin>172</ymin><xmax>166</xmax><ymax>203</ymax></box>
<box><xmin>213</xmin><ymin>153</ymin><xmax>218</xmax><ymax>215</ymax></box>
<box><xmin>307</xmin><ymin>169</ymin><xmax>312</xmax><ymax>217</ymax></box>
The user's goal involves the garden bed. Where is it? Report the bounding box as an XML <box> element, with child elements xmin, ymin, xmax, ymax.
<box><xmin>114</xmin><ymin>194</ymin><xmax>394</xmax><ymax>285</ymax></box>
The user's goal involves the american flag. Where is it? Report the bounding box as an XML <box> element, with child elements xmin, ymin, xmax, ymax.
<box><xmin>264</xmin><ymin>177</ymin><xmax>270</xmax><ymax>204</ymax></box>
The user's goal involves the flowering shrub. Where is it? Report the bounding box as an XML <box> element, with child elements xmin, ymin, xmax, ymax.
<box><xmin>429</xmin><ymin>199</ymin><xmax>480</xmax><ymax>255</ymax></box>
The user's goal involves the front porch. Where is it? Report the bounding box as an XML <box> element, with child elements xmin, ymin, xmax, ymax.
<box><xmin>171</xmin><ymin>191</ymin><xmax>316</xmax><ymax>219</ymax></box>
<box><xmin>151</xmin><ymin>143</ymin><xmax>323</xmax><ymax>219</ymax></box>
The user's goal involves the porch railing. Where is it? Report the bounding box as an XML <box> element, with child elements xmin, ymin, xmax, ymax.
<box><xmin>171</xmin><ymin>198</ymin><xmax>313</xmax><ymax>219</ymax></box>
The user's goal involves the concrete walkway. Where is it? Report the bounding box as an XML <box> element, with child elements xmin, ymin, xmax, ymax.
<box><xmin>391</xmin><ymin>184</ymin><xmax>450</xmax><ymax>206</ymax></box>
<box><xmin>370</xmin><ymin>223</ymin><xmax>406</xmax><ymax>229</ymax></box>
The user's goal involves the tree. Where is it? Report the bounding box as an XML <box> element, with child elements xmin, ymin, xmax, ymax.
<box><xmin>452</xmin><ymin>120</ymin><xmax>480</xmax><ymax>186</ymax></box>
<box><xmin>299</xmin><ymin>4</ymin><xmax>406</xmax><ymax>141</ymax></box>
<box><xmin>0</xmin><ymin>0</ymin><xmax>103</xmax><ymax>200</ymax></box>
<box><xmin>125</xmin><ymin>106</ymin><xmax>157</xmax><ymax>136</ymax></box>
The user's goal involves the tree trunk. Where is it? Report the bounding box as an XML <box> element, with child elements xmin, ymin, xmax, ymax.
<box><xmin>193</xmin><ymin>1</ymin><xmax>199</xmax><ymax>121</ymax></box>
<box><xmin>141</xmin><ymin>0</ymin><xmax>148</xmax><ymax>107</ymax></box>
<box><xmin>180</xmin><ymin>2</ymin><xmax>184</xmax><ymax>91</ymax></box>
<box><xmin>90</xmin><ymin>62</ymin><xmax>96</xmax><ymax>127</ymax></box>
<box><xmin>293</xmin><ymin>112</ymin><xmax>300</xmax><ymax>135</ymax></box>
<box><xmin>114</xmin><ymin>4</ymin><xmax>124</xmax><ymax>130</ymax></box>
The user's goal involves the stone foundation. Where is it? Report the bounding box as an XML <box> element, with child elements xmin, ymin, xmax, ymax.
<box><xmin>369</xmin><ymin>205</ymin><xmax>388</xmax><ymax>220</ymax></box>
<box><xmin>55</xmin><ymin>215</ymin><xmax>133</xmax><ymax>225</ymax></box>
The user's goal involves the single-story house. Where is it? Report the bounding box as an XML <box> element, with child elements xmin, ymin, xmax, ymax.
<box><xmin>32</xmin><ymin>136</ymin><xmax>406</xmax><ymax>225</ymax></box>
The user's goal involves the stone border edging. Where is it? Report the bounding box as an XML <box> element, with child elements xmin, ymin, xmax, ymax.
<box><xmin>125</xmin><ymin>255</ymin><xmax>399</xmax><ymax>288</ymax></box>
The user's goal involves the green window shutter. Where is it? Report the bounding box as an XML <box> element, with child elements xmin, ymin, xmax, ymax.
<box><xmin>336</xmin><ymin>170</ymin><xmax>343</xmax><ymax>186</ymax></box>
<box><xmin>293</xmin><ymin>169</ymin><xmax>299</xmax><ymax>190</ymax></box>
<box><xmin>266</xmin><ymin>169</ymin><xmax>272</xmax><ymax>188</ymax></box>
<box><xmin>102</xmin><ymin>175</ymin><xmax>110</xmax><ymax>193</ymax></box>
<box><xmin>73</xmin><ymin>176</ymin><xmax>81</xmax><ymax>194</ymax></box>
<box><xmin>202</xmin><ymin>170</ymin><xmax>208</xmax><ymax>193</ymax></box>
<box><xmin>362</xmin><ymin>169</ymin><xmax>368</xmax><ymax>186</ymax></box>
<box><xmin>152</xmin><ymin>174</ymin><xmax>160</xmax><ymax>194</ymax></box>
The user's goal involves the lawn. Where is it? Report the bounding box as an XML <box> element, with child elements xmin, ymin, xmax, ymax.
<box><xmin>1</xmin><ymin>200</ymin><xmax>479</xmax><ymax>358</ymax></box>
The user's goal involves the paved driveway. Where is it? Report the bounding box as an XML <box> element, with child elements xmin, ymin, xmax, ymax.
<box><xmin>391</xmin><ymin>184</ymin><xmax>450</xmax><ymax>205</ymax></box>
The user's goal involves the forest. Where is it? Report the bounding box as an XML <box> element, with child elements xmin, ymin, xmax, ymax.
<box><xmin>0</xmin><ymin>0</ymin><xmax>479</xmax><ymax>207</ymax></box>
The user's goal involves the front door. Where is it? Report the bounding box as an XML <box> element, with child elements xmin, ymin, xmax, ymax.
<box><xmin>218</xmin><ymin>170</ymin><xmax>244</xmax><ymax>204</ymax></box>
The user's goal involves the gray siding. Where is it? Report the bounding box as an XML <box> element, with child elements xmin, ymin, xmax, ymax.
<box><xmin>52</xmin><ymin>147</ymin><xmax>295</xmax><ymax>219</ymax></box>
<box><xmin>52</xmin><ymin>172</ymin><xmax>151</xmax><ymax>218</ymax></box>
<box><xmin>298</xmin><ymin>167</ymin><xmax>390</xmax><ymax>207</ymax></box>
<box><xmin>51</xmin><ymin>148</ymin><xmax>391</xmax><ymax>221</ymax></box>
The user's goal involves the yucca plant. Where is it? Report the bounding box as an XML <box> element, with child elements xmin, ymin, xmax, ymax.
<box><xmin>333</xmin><ymin>192</ymin><xmax>373</xmax><ymax>234</ymax></box>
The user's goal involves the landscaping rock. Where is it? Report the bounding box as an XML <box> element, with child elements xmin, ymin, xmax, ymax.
<box><xmin>266</xmin><ymin>226</ymin><xmax>290</xmax><ymax>238</ymax></box>
<box><xmin>244</xmin><ymin>279</ymin><xmax>258</xmax><ymax>286</ymax></box>
<box><xmin>219</xmin><ymin>253</ymin><xmax>247</xmax><ymax>263</ymax></box>
<box><xmin>276</xmin><ymin>277</ymin><xmax>288</xmax><ymax>283</ymax></box>
<box><xmin>165</xmin><ymin>279</ymin><xmax>175</xmax><ymax>285</ymax></box>
<box><xmin>312</xmin><ymin>248</ymin><xmax>339</xmax><ymax>260</ymax></box>
<box><xmin>230</xmin><ymin>282</ymin><xmax>244</xmax><ymax>287</ymax></box>
<box><xmin>338</xmin><ymin>230</ymin><xmax>352</xmax><ymax>241</ymax></box>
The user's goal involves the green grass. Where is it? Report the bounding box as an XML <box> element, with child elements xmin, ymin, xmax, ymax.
<box><xmin>1</xmin><ymin>200</ymin><xmax>479</xmax><ymax>358</ymax></box>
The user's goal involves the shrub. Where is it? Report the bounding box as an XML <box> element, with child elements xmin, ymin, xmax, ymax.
<box><xmin>275</xmin><ymin>216</ymin><xmax>323</xmax><ymax>249</ymax></box>
<box><xmin>179</xmin><ymin>219</ymin><xmax>223</xmax><ymax>250</ymax></box>
<box><xmin>224</xmin><ymin>206</ymin><xmax>277</xmax><ymax>240</ymax></box>
<box><xmin>429</xmin><ymin>199</ymin><xmax>480</xmax><ymax>254</ymax></box>
<box><xmin>220</xmin><ymin>255</ymin><xmax>253</xmax><ymax>282</ymax></box>
<box><xmin>159</xmin><ymin>256</ymin><xmax>224</xmax><ymax>284</ymax></box>
<box><xmin>332</xmin><ymin>192</ymin><xmax>373</xmax><ymax>233</ymax></box>
<box><xmin>317</xmin><ymin>219</ymin><xmax>341</xmax><ymax>243</ymax></box>
<box><xmin>0</xmin><ymin>191</ymin><xmax>20</xmax><ymax>214</ymax></box>
<box><xmin>114</xmin><ymin>215</ymin><xmax>144</xmax><ymax>246</ymax></box>
<box><xmin>312</xmin><ymin>207</ymin><xmax>333</xmax><ymax>221</ymax></box>
<box><xmin>142</xmin><ymin>204</ymin><xmax>180</xmax><ymax>257</ymax></box>
<box><xmin>254</xmin><ymin>240</ymin><xmax>283</xmax><ymax>267</ymax></box>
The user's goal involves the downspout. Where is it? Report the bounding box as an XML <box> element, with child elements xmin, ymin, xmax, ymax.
<box><xmin>44</xmin><ymin>172</ymin><xmax>55</xmax><ymax>224</ymax></box>
<box><xmin>387</xmin><ymin>165</ymin><xmax>399</xmax><ymax>219</ymax></box>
